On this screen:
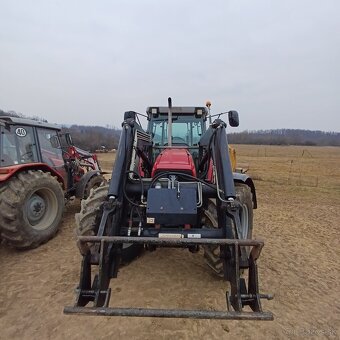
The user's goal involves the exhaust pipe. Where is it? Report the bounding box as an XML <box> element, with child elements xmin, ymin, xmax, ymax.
<box><xmin>167</xmin><ymin>97</ymin><xmax>172</xmax><ymax>147</ymax></box>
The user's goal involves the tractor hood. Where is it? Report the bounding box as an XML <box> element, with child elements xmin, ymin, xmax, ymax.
<box><xmin>151</xmin><ymin>148</ymin><xmax>196</xmax><ymax>177</ymax></box>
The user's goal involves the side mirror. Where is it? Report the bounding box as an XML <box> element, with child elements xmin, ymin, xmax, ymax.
<box><xmin>124</xmin><ymin>111</ymin><xmax>136</xmax><ymax>120</ymax></box>
<box><xmin>228</xmin><ymin>110</ymin><xmax>239</xmax><ymax>127</ymax></box>
<box><xmin>65</xmin><ymin>133</ymin><xmax>73</xmax><ymax>146</ymax></box>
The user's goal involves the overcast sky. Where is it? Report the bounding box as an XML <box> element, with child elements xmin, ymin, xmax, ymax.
<box><xmin>0</xmin><ymin>0</ymin><xmax>339</xmax><ymax>132</ymax></box>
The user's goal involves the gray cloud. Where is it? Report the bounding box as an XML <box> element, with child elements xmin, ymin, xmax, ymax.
<box><xmin>0</xmin><ymin>0</ymin><xmax>339</xmax><ymax>131</ymax></box>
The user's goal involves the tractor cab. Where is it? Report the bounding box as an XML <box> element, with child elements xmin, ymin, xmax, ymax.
<box><xmin>1</xmin><ymin>121</ymin><xmax>39</xmax><ymax>167</ymax></box>
<box><xmin>145</xmin><ymin>106</ymin><xmax>208</xmax><ymax>173</ymax></box>
<box><xmin>0</xmin><ymin>116</ymin><xmax>66</xmax><ymax>175</ymax></box>
<box><xmin>146</xmin><ymin>106</ymin><xmax>208</xmax><ymax>148</ymax></box>
<box><xmin>145</xmin><ymin>106</ymin><xmax>238</xmax><ymax>174</ymax></box>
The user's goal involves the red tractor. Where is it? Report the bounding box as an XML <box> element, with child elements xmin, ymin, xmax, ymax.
<box><xmin>0</xmin><ymin>116</ymin><xmax>105</xmax><ymax>249</ymax></box>
<box><xmin>65</xmin><ymin>98</ymin><xmax>273</xmax><ymax>320</ymax></box>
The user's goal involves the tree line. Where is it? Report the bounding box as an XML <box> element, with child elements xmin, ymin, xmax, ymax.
<box><xmin>61</xmin><ymin>125</ymin><xmax>120</xmax><ymax>151</ymax></box>
<box><xmin>228</xmin><ymin>129</ymin><xmax>340</xmax><ymax>146</ymax></box>
<box><xmin>1</xmin><ymin>109</ymin><xmax>339</xmax><ymax>148</ymax></box>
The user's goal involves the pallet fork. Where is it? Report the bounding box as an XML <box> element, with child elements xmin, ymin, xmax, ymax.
<box><xmin>64</xmin><ymin>235</ymin><xmax>273</xmax><ymax>320</ymax></box>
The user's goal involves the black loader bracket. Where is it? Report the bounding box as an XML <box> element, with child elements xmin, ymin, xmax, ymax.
<box><xmin>64</xmin><ymin>236</ymin><xmax>273</xmax><ymax>320</ymax></box>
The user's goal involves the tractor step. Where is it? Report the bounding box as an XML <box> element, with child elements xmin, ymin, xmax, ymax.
<box><xmin>64</xmin><ymin>306</ymin><xmax>273</xmax><ymax>320</ymax></box>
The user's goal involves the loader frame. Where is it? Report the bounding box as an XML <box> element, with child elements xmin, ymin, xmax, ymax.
<box><xmin>65</xmin><ymin>236</ymin><xmax>273</xmax><ymax>320</ymax></box>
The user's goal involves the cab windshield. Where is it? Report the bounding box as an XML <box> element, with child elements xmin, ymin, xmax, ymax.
<box><xmin>151</xmin><ymin>117</ymin><xmax>204</xmax><ymax>147</ymax></box>
<box><xmin>0</xmin><ymin>125</ymin><xmax>38</xmax><ymax>166</ymax></box>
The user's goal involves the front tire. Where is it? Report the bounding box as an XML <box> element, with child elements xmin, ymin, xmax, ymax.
<box><xmin>0</xmin><ymin>170</ymin><xmax>65</xmax><ymax>249</ymax></box>
<box><xmin>75</xmin><ymin>184</ymin><xmax>143</xmax><ymax>263</ymax></box>
<box><xmin>203</xmin><ymin>183</ymin><xmax>253</xmax><ymax>277</ymax></box>
<box><xmin>83</xmin><ymin>174</ymin><xmax>106</xmax><ymax>199</ymax></box>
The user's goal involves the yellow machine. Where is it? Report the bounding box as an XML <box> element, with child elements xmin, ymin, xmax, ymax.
<box><xmin>229</xmin><ymin>145</ymin><xmax>237</xmax><ymax>171</ymax></box>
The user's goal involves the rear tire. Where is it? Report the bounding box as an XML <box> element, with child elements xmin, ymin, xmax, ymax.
<box><xmin>75</xmin><ymin>184</ymin><xmax>143</xmax><ymax>263</ymax></box>
<box><xmin>0</xmin><ymin>170</ymin><xmax>64</xmax><ymax>249</ymax></box>
<box><xmin>203</xmin><ymin>183</ymin><xmax>253</xmax><ymax>277</ymax></box>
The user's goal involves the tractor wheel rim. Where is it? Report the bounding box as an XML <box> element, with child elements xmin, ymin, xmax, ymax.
<box><xmin>239</xmin><ymin>203</ymin><xmax>249</xmax><ymax>239</ymax></box>
<box><xmin>25</xmin><ymin>188</ymin><xmax>58</xmax><ymax>231</ymax></box>
<box><xmin>27</xmin><ymin>194</ymin><xmax>46</xmax><ymax>223</ymax></box>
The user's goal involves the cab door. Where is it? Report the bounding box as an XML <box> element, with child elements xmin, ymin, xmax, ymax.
<box><xmin>36</xmin><ymin>128</ymin><xmax>68</xmax><ymax>187</ymax></box>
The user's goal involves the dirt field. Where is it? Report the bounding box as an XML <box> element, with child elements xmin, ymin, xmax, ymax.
<box><xmin>1</xmin><ymin>145</ymin><xmax>339</xmax><ymax>339</ymax></box>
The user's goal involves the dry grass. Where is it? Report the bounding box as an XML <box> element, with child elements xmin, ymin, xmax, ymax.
<box><xmin>97</xmin><ymin>151</ymin><xmax>116</xmax><ymax>173</ymax></box>
<box><xmin>233</xmin><ymin>144</ymin><xmax>340</xmax><ymax>190</ymax></box>
<box><xmin>98</xmin><ymin>145</ymin><xmax>340</xmax><ymax>190</ymax></box>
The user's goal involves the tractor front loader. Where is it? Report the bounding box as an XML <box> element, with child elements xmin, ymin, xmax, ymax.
<box><xmin>65</xmin><ymin>99</ymin><xmax>273</xmax><ymax>320</ymax></box>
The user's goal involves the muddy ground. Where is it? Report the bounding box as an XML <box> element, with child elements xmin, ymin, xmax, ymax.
<box><xmin>0</xmin><ymin>147</ymin><xmax>339</xmax><ymax>339</ymax></box>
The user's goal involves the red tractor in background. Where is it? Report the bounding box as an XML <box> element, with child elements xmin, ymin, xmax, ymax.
<box><xmin>0</xmin><ymin>116</ymin><xmax>105</xmax><ymax>249</ymax></box>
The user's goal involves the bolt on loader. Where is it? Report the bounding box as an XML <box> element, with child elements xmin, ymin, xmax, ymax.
<box><xmin>65</xmin><ymin>98</ymin><xmax>273</xmax><ymax>320</ymax></box>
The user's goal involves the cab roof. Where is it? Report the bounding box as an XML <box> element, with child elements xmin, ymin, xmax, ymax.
<box><xmin>146</xmin><ymin>106</ymin><xmax>208</xmax><ymax>121</ymax></box>
<box><xmin>146</xmin><ymin>106</ymin><xmax>208</xmax><ymax>116</ymax></box>
<box><xmin>0</xmin><ymin>116</ymin><xmax>61</xmax><ymax>131</ymax></box>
